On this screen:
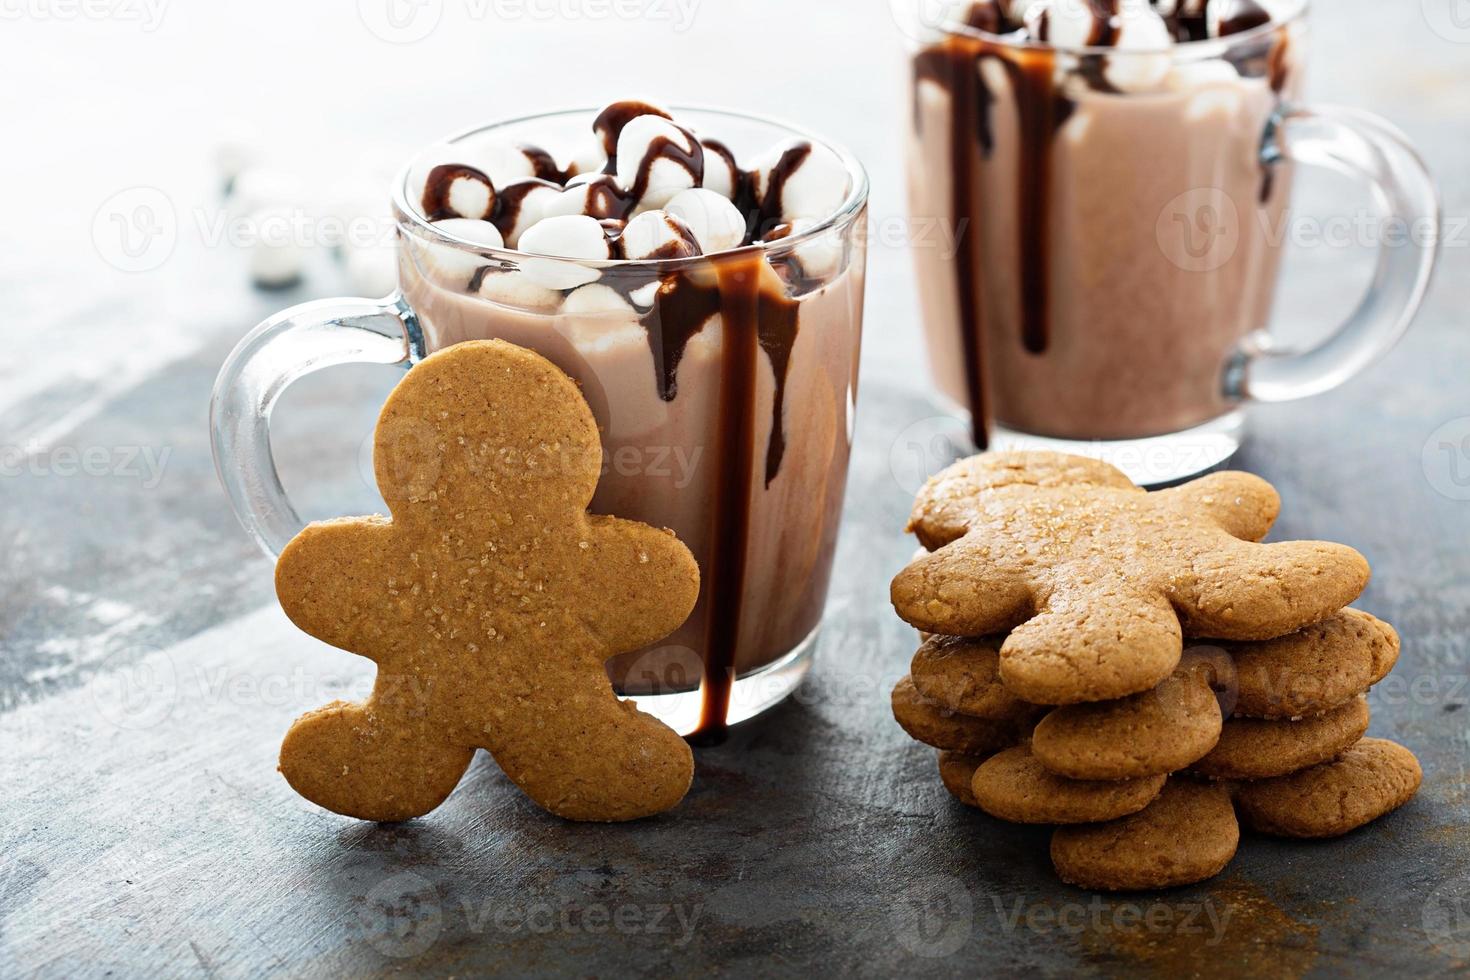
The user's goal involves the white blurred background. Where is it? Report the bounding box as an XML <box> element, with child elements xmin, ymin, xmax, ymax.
<box><xmin>1</xmin><ymin>0</ymin><xmax>1466</xmax><ymax>482</ymax></box>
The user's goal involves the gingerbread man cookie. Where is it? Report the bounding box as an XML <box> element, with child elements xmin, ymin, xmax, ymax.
<box><xmin>892</xmin><ymin>452</ymin><xmax>1370</xmax><ymax>704</ymax></box>
<box><xmin>1191</xmin><ymin>696</ymin><xmax>1370</xmax><ymax>781</ymax></box>
<box><xmin>1235</xmin><ymin>738</ymin><xmax>1422</xmax><ymax>838</ymax></box>
<box><xmin>1226</xmin><ymin>609</ymin><xmax>1399</xmax><ymax>720</ymax></box>
<box><xmin>1050</xmin><ymin>779</ymin><xmax>1240</xmax><ymax>892</ymax></box>
<box><xmin>971</xmin><ymin>744</ymin><xmax>1166</xmax><ymax>825</ymax></box>
<box><xmin>275</xmin><ymin>340</ymin><xmax>700</xmax><ymax>823</ymax></box>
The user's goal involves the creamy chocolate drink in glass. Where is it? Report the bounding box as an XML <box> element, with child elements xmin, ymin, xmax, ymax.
<box><xmin>211</xmin><ymin>103</ymin><xmax>869</xmax><ymax>741</ymax></box>
<box><xmin>904</xmin><ymin>0</ymin><xmax>1438</xmax><ymax>483</ymax></box>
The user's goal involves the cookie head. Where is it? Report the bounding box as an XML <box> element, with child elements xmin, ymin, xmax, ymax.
<box><xmin>371</xmin><ymin>341</ymin><xmax>603</xmax><ymax>526</ymax></box>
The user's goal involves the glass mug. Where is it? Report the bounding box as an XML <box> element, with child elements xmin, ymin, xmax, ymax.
<box><xmin>211</xmin><ymin>108</ymin><xmax>869</xmax><ymax>740</ymax></box>
<box><xmin>904</xmin><ymin>0</ymin><xmax>1439</xmax><ymax>484</ymax></box>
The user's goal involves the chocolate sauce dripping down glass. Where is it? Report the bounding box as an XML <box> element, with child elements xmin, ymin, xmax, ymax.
<box><xmin>439</xmin><ymin>111</ymin><xmax>825</xmax><ymax>741</ymax></box>
<box><xmin>686</xmin><ymin>250</ymin><xmax>779</xmax><ymax>744</ymax></box>
<box><xmin>914</xmin><ymin>40</ymin><xmax>992</xmax><ymax>450</ymax></box>
<box><xmin>913</xmin><ymin>36</ymin><xmax>1069</xmax><ymax>447</ymax></box>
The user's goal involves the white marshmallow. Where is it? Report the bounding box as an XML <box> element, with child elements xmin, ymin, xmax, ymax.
<box><xmin>345</xmin><ymin>242</ymin><xmax>399</xmax><ymax>297</ymax></box>
<box><xmin>751</xmin><ymin>139</ymin><xmax>850</xmax><ymax>224</ymax></box>
<box><xmin>1024</xmin><ymin>0</ymin><xmax>1107</xmax><ymax>47</ymax></box>
<box><xmin>496</xmin><ymin>181</ymin><xmax>563</xmax><ymax>248</ymax></box>
<box><xmin>247</xmin><ymin>205</ymin><xmax>307</xmax><ymax>289</ymax></box>
<box><xmin>615</xmin><ymin>115</ymin><xmax>701</xmax><ymax>210</ymax></box>
<box><xmin>1105</xmin><ymin>6</ymin><xmax>1174</xmax><ymax>92</ymax></box>
<box><xmin>700</xmin><ymin>141</ymin><xmax>739</xmax><ymax>199</ymax></box>
<box><xmin>562</xmin><ymin>283</ymin><xmax>635</xmax><ymax>315</ymax></box>
<box><xmin>1167</xmin><ymin>59</ymin><xmax>1242</xmax><ymax>89</ymax></box>
<box><xmin>539</xmin><ymin>174</ymin><xmax>629</xmax><ymax>222</ymax></box>
<box><xmin>618</xmin><ymin>210</ymin><xmax>700</xmax><ymax>261</ymax></box>
<box><xmin>213</xmin><ymin>120</ymin><xmax>261</xmax><ymax>191</ymax></box>
<box><xmin>414</xmin><ymin>218</ymin><xmax>506</xmax><ymax>288</ymax></box>
<box><xmin>432</xmin><ymin>217</ymin><xmax>505</xmax><ymax>250</ymax></box>
<box><xmin>477</xmin><ymin>271</ymin><xmax>563</xmax><ymax>312</ymax></box>
<box><xmin>318</xmin><ymin>176</ymin><xmax>389</xmax><ymax>251</ymax></box>
<box><xmin>452</xmin><ymin>135</ymin><xmax>545</xmax><ymax>187</ymax></box>
<box><xmin>229</xmin><ymin>167</ymin><xmax>306</xmax><ymax>219</ymax></box>
<box><xmin>517</xmin><ymin>214</ymin><xmax>609</xmax><ymax>290</ymax></box>
<box><xmin>665</xmin><ymin>188</ymin><xmax>747</xmax><ymax>255</ymax></box>
<box><xmin>563</xmin><ymin>138</ymin><xmax>608</xmax><ymax>179</ymax></box>
<box><xmin>788</xmin><ymin>218</ymin><xmax>844</xmax><ymax>280</ymax></box>
<box><xmin>628</xmin><ymin>281</ymin><xmax>660</xmax><ymax>309</ymax></box>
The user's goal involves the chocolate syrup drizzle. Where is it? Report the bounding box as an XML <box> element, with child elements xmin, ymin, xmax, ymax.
<box><xmin>426</xmin><ymin>101</ymin><xmax>835</xmax><ymax>742</ymax></box>
<box><xmin>914</xmin><ymin>1</ymin><xmax>1290</xmax><ymax>449</ymax></box>
<box><xmin>421</xmin><ymin>164</ymin><xmax>496</xmax><ymax>222</ymax></box>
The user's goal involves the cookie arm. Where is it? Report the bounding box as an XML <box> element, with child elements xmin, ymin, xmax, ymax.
<box><xmin>891</xmin><ymin>542</ymin><xmax>1033</xmax><ymax>636</ymax></box>
<box><xmin>1178</xmin><ymin>539</ymin><xmax>1371</xmax><ymax>640</ymax></box>
<box><xmin>275</xmin><ymin>516</ymin><xmax>397</xmax><ymax>658</ymax></box>
<box><xmin>1157</xmin><ymin>472</ymin><xmax>1279</xmax><ymax>542</ymax></box>
<box><xmin>578</xmin><ymin>516</ymin><xmax>701</xmax><ymax>652</ymax></box>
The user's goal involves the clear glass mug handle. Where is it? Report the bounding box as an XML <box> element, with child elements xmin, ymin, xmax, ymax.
<box><xmin>1226</xmin><ymin>104</ymin><xmax>1441</xmax><ymax>401</ymax></box>
<box><xmin>209</xmin><ymin>293</ymin><xmax>420</xmax><ymax>557</ymax></box>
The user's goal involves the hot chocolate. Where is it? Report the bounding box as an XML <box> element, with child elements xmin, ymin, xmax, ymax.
<box><xmin>908</xmin><ymin>0</ymin><xmax>1303</xmax><ymax>448</ymax></box>
<box><xmin>395</xmin><ymin>104</ymin><xmax>868</xmax><ymax>740</ymax></box>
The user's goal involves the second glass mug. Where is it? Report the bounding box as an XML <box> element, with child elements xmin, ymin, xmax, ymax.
<box><xmin>904</xmin><ymin>0</ymin><xmax>1439</xmax><ymax>484</ymax></box>
<box><xmin>211</xmin><ymin>108</ymin><xmax>870</xmax><ymax>740</ymax></box>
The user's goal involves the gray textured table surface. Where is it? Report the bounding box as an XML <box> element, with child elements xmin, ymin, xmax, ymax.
<box><xmin>4</xmin><ymin>1</ymin><xmax>1470</xmax><ymax>976</ymax></box>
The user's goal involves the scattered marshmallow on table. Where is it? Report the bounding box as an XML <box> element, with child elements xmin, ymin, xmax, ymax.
<box><xmin>345</xmin><ymin>242</ymin><xmax>399</xmax><ymax>297</ymax></box>
<box><xmin>247</xmin><ymin>205</ymin><xmax>307</xmax><ymax>289</ymax></box>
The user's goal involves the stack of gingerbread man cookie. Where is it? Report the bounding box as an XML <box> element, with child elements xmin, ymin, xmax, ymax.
<box><xmin>890</xmin><ymin>452</ymin><xmax>1422</xmax><ymax>891</ymax></box>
